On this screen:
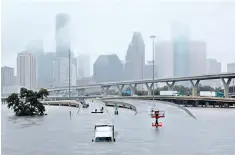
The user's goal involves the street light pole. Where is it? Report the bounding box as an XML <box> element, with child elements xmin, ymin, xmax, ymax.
<box><xmin>68</xmin><ymin>49</ymin><xmax>71</xmax><ymax>99</ymax></box>
<box><xmin>150</xmin><ymin>35</ymin><xmax>156</xmax><ymax>101</ymax></box>
<box><xmin>233</xmin><ymin>68</ymin><xmax>235</xmax><ymax>95</ymax></box>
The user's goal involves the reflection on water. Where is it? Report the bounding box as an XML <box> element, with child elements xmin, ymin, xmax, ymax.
<box><xmin>2</xmin><ymin>101</ymin><xmax>235</xmax><ymax>155</ymax></box>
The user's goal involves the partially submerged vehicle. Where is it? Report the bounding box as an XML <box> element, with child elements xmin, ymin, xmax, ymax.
<box><xmin>92</xmin><ymin>122</ymin><xmax>116</xmax><ymax>142</ymax></box>
<box><xmin>78</xmin><ymin>99</ymin><xmax>89</xmax><ymax>108</ymax></box>
<box><xmin>91</xmin><ymin>108</ymin><xmax>104</xmax><ymax>113</ymax></box>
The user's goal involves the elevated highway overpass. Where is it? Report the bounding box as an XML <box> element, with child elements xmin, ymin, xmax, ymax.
<box><xmin>1</xmin><ymin>73</ymin><xmax>235</xmax><ymax>98</ymax></box>
<box><xmin>45</xmin><ymin>73</ymin><xmax>235</xmax><ymax>98</ymax></box>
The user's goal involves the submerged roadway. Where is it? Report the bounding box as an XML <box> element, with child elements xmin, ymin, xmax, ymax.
<box><xmin>1</xmin><ymin>100</ymin><xmax>235</xmax><ymax>155</ymax></box>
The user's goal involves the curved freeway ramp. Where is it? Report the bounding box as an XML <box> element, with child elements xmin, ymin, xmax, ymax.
<box><xmin>101</xmin><ymin>99</ymin><xmax>197</xmax><ymax>119</ymax></box>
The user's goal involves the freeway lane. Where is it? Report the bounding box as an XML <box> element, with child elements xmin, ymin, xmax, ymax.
<box><xmin>2</xmin><ymin>100</ymin><xmax>235</xmax><ymax>155</ymax></box>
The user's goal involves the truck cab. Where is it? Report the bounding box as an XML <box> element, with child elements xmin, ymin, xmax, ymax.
<box><xmin>92</xmin><ymin>123</ymin><xmax>115</xmax><ymax>142</ymax></box>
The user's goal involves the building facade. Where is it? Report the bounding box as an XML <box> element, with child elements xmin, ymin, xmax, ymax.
<box><xmin>124</xmin><ymin>32</ymin><xmax>145</xmax><ymax>81</ymax></box>
<box><xmin>77</xmin><ymin>54</ymin><xmax>90</xmax><ymax>79</ymax></box>
<box><xmin>93</xmin><ymin>54</ymin><xmax>123</xmax><ymax>83</ymax></box>
<box><xmin>189</xmin><ymin>41</ymin><xmax>207</xmax><ymax>76</ymax></box>
<box><xmin>17</xmin><ymin>51</ymin><xmax>37</xmax><ymax>89</ymax></box>
<box><xmin>155</xmin><ymin>41</ymin><xmax>174</xmax><ymax>78</ymax></box>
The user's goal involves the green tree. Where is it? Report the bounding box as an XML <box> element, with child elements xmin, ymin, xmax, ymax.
<box><xmin>6</xmin><ymin>87</ymin><xmax>49</xmax><ymax>116</ymax></box>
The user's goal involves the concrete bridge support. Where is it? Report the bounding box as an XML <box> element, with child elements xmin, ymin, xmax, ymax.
<box><xmin>101</xmin><ymin>86</ymin><xmax>110</xmax><ymax>96</ymax></box>
<box><xmin>129</xmin><ymin>84</ymin><xmax>137</xmax><ymax>96</ymax></box>
<box><xmin>117</xmin><ymin>85</ymin><xmax>124</xmax><ymax>96</ymax></box>
<box><xmin>190</xmin><ymin>80</ymin><xmax>200</xmax><ymax>96</ymax></box>
<box><xmin>221</xmin><ymin>78</ymin><xmax>232</xmax><ymax>98</ymax></box>
<box><xmin>146</xmin><ymin>83</ymin><xmax>153</xmax><ymax>96</ymax></box>
<box><xmin>76</xmin><ymin>88</ymin><xmax>85</xmax><ymax>96</ymax></box>
<box><xmin>166</xmin><ymin>81</ymin><xmax>175</xmax><ymax>91</ymax></box>
<box><xmin>55</xmin><ymin>90</ymin><xmax>60</xmax><ymax>96</ymax></box>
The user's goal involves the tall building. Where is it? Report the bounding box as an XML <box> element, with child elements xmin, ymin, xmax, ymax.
<box><xmin>155</xmin><ymin>41</ymin><xmax>174</xmax><ymax>78</ymax></box>
<box><xmin>77</xmin><ymin>54</ymin><xmax>90</xmax><ymax>79</ymax></box>
<box><xmin>189</xmin><ymin>41</ymin><xmax>207</xmax><ymax>76</ymax></box>
<box><xmin>26</xmin><ymin>39</ymin><xmax>45</xmax><ymax>88</ymax></box>
<box><xmin>144</xmin><ymin>61</ymin><xmax>157</xmax><ymax>79</ymax></box>
<box><xmin>41</xmin><ymin>52</ymin><xmax>56</xmax><ymax>88</ymax></box>
<box><xmin>206</xmin><ymin>59</ymin><xmax>221</xmax><ymax>74</ymax></box>
<box><xmin>1</xmin><ymin>66</ymin><xmax>15</xmax><ymax>92</ymax></box>
<box><xmin>227</xmin><ymin>63</ymin><xmax>235</xmax><ymax>73</ymax></box>
<box><xmin>171</xmin><ymin>22</ymin><xmax>190</xmax><ymax>77</ymax></box>
<box><xmin>93</xmin><ymin>54</ymin><xmax>123</xmax><ymax>83</ymax></box>
<box><xmin>17</xmin><ymin>51</ymin><xmax>36</xmax><ymax>89</ymax></box>
<box><xmin>204</xmin><ymin>59</ymin><xmax>221</xmax><ymax>87</ymax></box>
<box><xmin>53</xmin><ymin>57</ymin><xmax>76</xmax><ymax>87</ymax></box>
<box><xmin>125</xmin><ymin>32</ymin><xmax>145</xmax><ymax>81</ymax></box>
<box><xmin>55</xmin><ymin>13</ymin><xmax>70</xmax><ymax>57</ymax></box>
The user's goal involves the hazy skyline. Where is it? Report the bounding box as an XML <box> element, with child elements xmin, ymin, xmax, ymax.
<box><xmin>2</xmin><ymin>0</ymin><xmax>235</xmax><ymax>73</ymax></box>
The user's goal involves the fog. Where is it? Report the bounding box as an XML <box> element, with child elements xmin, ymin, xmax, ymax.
<box><xmin>2</xmin><ymin>0</ymin><xmax>235</xmax><ymax>72</ymax></box>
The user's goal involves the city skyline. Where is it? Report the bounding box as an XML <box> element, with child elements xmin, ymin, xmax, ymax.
<box><xmin>2</xmin><ymin>0</ymin><xmax>235</xmax><ymax>72</ymax></box>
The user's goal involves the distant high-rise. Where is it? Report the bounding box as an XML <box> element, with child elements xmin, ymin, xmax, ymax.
<box><xmin>155</xmin><ymin>41</ymin><xmax>174</xmax><ymax>78</ymax></box>
<box><xmin>26</xmin><ymin>39</ymin><xmax>45</xmax><ymax>88</ymax></box>
<box><xmin>17</xmin><ymin>51</ymin><xmax>36</xmax><ymax>89</ymax></box>
<box><xmin>189</xmin><ymin>41</ymin><xmax>207</xmax><ymax>76</ymax></box>
<box><xmin>77</xmin><ymin>54</ymin><xmax>91</xmax><ymax>79</ymax></box>
<box><xmin>42</xmin><ymin>52</ymin><xmax>56</xmax><ymax>88</ymax></box>
<box><xmin>53</xmin><ymin>57</ymin><xmax>77</xmax><ymax>87</ymax></box>
<box><xmin>125</xmin><ymin>32</ymin><xmax>145</xmax><ymax>81</ymax></box>
<box><xmin>171</xmin><ymin>22</ymin><xmax>190</xmax><ymax>77</ymax></box>
<box><xmin>55</xmin><ymin>13</ymin><xmax>70</xmax><ymax>57</ymax></box>
<box><xmin>1</xmin><ymin>66</ymin><xmax>15</xmax><ymax>92</ymax></box>
<box><xmin>204</xmin><ymin>59</ymin><xmax>221</xmax><ymax>87</ymax></box>
<box><xmin>206</xmin><ymin>59</ymin><xmax>221</xmax><ymax>74</ymax></box>
<box><xmin>227</xmin><ymin>63</ymin><xmax>235</xmax><ymax>73</ymax></box>
<box><xmin>93</xmin><ymin>54</ymin><xmax>123</xmax><ymax>83</ymax></box>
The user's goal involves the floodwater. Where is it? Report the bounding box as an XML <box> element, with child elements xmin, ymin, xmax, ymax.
<box><xmin>1</xmin><ymin>100</ymin><xmax>235</xmax><ymax>155</ymax></box>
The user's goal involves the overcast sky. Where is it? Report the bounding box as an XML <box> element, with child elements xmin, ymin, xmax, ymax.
<box><xmin>1</xmin><ymin>0</ymin><xmax>235</xmax><ymax>72</ymax></box>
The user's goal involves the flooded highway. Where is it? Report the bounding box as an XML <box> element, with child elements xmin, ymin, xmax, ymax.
<box><xmin>2</xmin><ymin>100</ymin><xmax>235</xmax><ymax>155</ymax></box>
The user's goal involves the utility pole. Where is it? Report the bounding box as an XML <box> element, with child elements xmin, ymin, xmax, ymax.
<box><xmin>68</xmin><ymin>49</ymin><xmax>71</xmax><ymax>99</ymax></box>
<box><xmin>150</xmin><ymin>35</ymin><xmax>156</xmax><ymax>101</ymax></box>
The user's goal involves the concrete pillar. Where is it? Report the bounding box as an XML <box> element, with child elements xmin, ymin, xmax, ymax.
<box><xmin>166</xmin><ymin>81</ymin><xmax>175</xmax><ymax>91</ymax></box>
<box><xmin>221</xmin><ymin>78</ymin><xmax>232</xmax><ymax>98</ymax></box>
<box><xmin>129</xmin><ymin>84</ymin><xmax>137</xmax><ymax>96</ymax></box>
<box><xmin>76</xmin><ymin>88</ymin><xmax>85</xmax><ymax>96</ymax></box>
<box><xmin>146</xmin><ymin>83</ymin><xmax>153</xmax><ymax>96</ymax></box>
<box><xmin>101</xmin><ymin>86</ymin><xmax>110</xmax><ymax>96</ymax></box>
<box><xmin>190</xmin><ymin>80</ymin><xmax>200</xmax><ymax>97</ymax></box>
<box><xmin>117</xmin><ymin>85</ymin><xmax>124</xmax><ymax>96</ymax></box>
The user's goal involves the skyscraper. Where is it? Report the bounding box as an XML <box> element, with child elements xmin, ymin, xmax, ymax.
<box><xmin>204</xmin><ymin>59</ymin><xmax>221</xmax><ymax>87</ymax></box>
<box><xmin>53</xmin><ymin>57</ymin><xmax>77</xmax><ymax>87</ymax></box>
<box><xmin>189</xmin><ymin>41</ymin><xmax>207</xmax><ymax>76</ymax></box>
<box><xmin>206</xmin><ymin>59</ymin><xmax>221</xmax><ymax>74</ymax></box>
<box><xmin>17</xmin><ymin>51</ymin><xmax>36</xmax><ymax>89</ymax></box>
<box><xmin>171</xmin><ymin>22</ymin><xmax>190</xmax><ymax>77</ymax></box>
<box><xmin>26</xmin><ymin>39</ymin><xmax>45</xmax><ymax>88</ymax></box>
<box><xmin>155</xmin><ymin>41</ymin><xmax>174</xmax><ymax>78</ymax></box>
<box><xmin>1</xmin><ymin>66</ymin><xmax>15</xmax><ymax>92</ymax></box>
<box><xmin>93</xmin><ymin>54</ymin><xmax>123</xmax><ymax>83</ymax></box>
<box><xmin>77</xmin><ymin>54</ymin><xmax>91</xmax><ymax>79</ymax></box>
<box><xmin>227</xmin><ymin>63</ymin><xmax>235</xmax><ymax>73</ymax></box>
<box><xmin>125</xmin><ymin>32</ymin><xmax>145</xmax><ymax>81</ymax></box>
<box><xmin>55</xmin><ymin>13</ymin><xmax>70</xmax><ymax>58</ymax></box>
